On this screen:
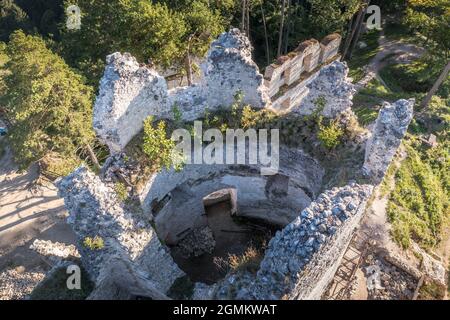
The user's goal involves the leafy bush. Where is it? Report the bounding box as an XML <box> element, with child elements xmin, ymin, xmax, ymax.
<box><xmin>83</xmin><ymin>236</ymin><xmax>104</xmax><ymax>250</ymax></box>
<box><xmin>114</xmin><ymin>182</ymin><xmax>128</xmax><ymax>202</ymax></box>
<box><xmin>142</xmin><ymin>116</ymin><xmax>177</xmax><ymax>171</ymax></box>
<box><xmin>317</xmin><ymin>118</ymin><xmax>344</xmax><ymax>149</ymax></box>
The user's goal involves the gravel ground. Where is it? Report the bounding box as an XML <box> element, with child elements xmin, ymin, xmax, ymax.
<box><xmin>0</xmin><ymin>266</ymin><xmax>46</xmax><ymax>300</ymax></box>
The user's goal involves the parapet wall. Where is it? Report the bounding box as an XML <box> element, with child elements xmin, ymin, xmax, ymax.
<box><xmin>363</xmin><ymin>99</ymin><xmax>414</xmax><ymax>183</ymax></box>
<box><xmin>57</xmin><ymin>167</ymin><xmax>184</xmax><ymax>298</ymax></box>
<box><xmin>264</xmin><ymin>34</ymin><xmax>341</xmax><ymax>112</ymax></box>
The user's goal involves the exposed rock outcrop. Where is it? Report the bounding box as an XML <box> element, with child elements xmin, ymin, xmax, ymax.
<box><xmin>363</xmin><ymin>99</ymin><xmax>414</xmax><ymax>183</ymax></box>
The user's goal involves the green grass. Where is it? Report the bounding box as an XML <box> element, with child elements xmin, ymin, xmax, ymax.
<box><xmin>386</xmin><ymin>96</ymin><xmax>449</xmax><ymax>249</ymax></box>
<box><xmin>384</xmin><ymin>20</ymin><xmax>417</xmax><ymax>43</ymax></box>
<box><xmin>383</xmin><ymin>95</ymin><xmax>449</xmax><ymax>250</ymax></box>
<box><xmin>352</xmin><ymin>78</ymin><xmax>410</xmax><ymax>126</ymax></box>
<box><xmin>347</xmin><ymin>29</ymin><xmax>381</xmax><ymax>82</ymax></box>
<box><xmin>30</xmin><ymin>264</ymin><xmax>94</xmax><ymax>300</ymax></box>
<box><xmin>378</xmin><ymin>58</ymin><xmax>450</xmax><ymax>98</ymax></box>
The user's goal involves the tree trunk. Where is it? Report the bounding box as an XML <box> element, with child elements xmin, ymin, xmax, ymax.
<box><xmin>277</xmin><ymin>0</ymin><xmax>287</xmax><ymax>58</ymax></box>
<box><xmin>185</xmin><ymin>54</ymin><xmax>193</xmax><ymax>86</ymax></box>
<box><xmin>241</xmin><ymin>0</ymin><xmax>246</xmax><ymax>34</ymax></box>
<box><xmin>246</xmin><ymin>0</ymin><xmax>250</xmax><ymax>39</ymax></box>
<box><xmin>86</xmin><ymin>143</ymin><xmax>100</xmax><ymax>171</ymax></box>
<box><xmin>283</xmin><ymin>0</ymin><xmax>292</xmax><ymax>55</ymax></box>
<box><xmin>185</xmin><ymin>34</ymin><xmax>194</xmax><ymax>86</ymax></box>
<box><xmin>260</xmin><ymin>1</ymin><xmax>271</xmax><ymax>65</ymax></box>
<box><xmin>342</xmin><ymin>0</ymin><xmax>367</xmax><ymax>60</ymax></box>
<box><xmin>341</xmin><ymin>13</ymin><xmax>355</xmax><ymax>58</ymax></box>
<box><xmin>420</xmin><ymin>60</ymin><xmax>450</xmax><ymax>109</ymax></box>
<box><xmin>348</xmin><ymin>0</ymin><xmax>370</xmax><ymax>60</ymax></box>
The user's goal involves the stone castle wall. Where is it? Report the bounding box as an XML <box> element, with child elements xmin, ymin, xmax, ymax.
<box><xmin>56</xmin><ymin>29</ymin><xmax>415</xmax><ymax>300</ymax></box>
<box><xmin>263</xmin><ymin>33</ymin><xmax>341</xmax><ymax>112</ymax></box>
<box><xmin>93</xmin><ymin>29</ymin><xmax>344</xmax><ymax>154</ymax></box>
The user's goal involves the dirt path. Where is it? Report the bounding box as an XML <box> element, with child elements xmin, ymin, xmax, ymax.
<box><xmin>355</xmin><ymin>27</ymin><xmax>424</xmax><ymax>91</ymax></box>
<box><xmin>0</xmin><ymin>140</ymin><xmax>76</xmax><ymax>299</ymax></box>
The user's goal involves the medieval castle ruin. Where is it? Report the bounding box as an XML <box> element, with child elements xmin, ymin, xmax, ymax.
<box><xmin>55</xmin><ymin>29</ymin><xmax>414</xmax><ymax>299</ymax></box>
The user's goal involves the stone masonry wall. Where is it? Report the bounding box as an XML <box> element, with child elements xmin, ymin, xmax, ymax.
<box><xmin>56</xmin><ymin>167</ymin><xmax>184</xmax><ymax>297</ymax></box>
<box><xmin>94</xmin><ymin>29</ymin><xmax>270</xmax><ymax>153</ymax></box>
<box><xmin>363</xmin><ymin>99</ymin><xmax>414</xmax><ymax>183</ymax></box>
<box><xmin>215</xmin><ymin>183</ymin><xmax>373</xmax><ymax>300</ymax></box>
<box><xmin>264</xmin><ymin>33</ymin><xmax>342</xmax><ymax>112</ymax></box>
<box><xmin>93</xmin><ymin>30</ymin><xmax>343</xmax><ymax>153</ymax></box>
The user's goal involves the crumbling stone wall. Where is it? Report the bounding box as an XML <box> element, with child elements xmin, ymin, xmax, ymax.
<box><xmin>57</xmin><ymin>167</ymin><xmax>184</xmax><ymax>298</ymax></box>
<box><xmin>93</xmin><ymin>29</ymin><xmax>344</xmax><ymax>153</ymax></box>
<box><xmin>55</xmin><ymin>29</ymin><xmax>417</xmax><ymax>300</ymax></box>
<box><xmin>94</xmin><ymin>29</ymin><xmax>270</xmax><ymax>153</ymax></box>
<box><xmin>140</xmin><ymin>146</ymin><xmax>324</xmax><ymax>244</ymax></box>
<box><xmin>214</xmin><ymin>183</ymin><xmax>373</xmax><ymax>300</ymax></box>
<box><xmin>273</xmin><ymin>61</ymin><xmax>356</xmax><ymax>117</ymax></box>
<box><xmin>363</xmin><ymin>99</ymin><xmax>414</xmax><ymax>183</ymax></box>
<box><xmin>264</xmin><ymin>34</ymin><xmax>342</xmax><ymax>112</ymax></box>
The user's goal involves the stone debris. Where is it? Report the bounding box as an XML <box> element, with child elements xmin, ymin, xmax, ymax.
<box><xmin>30</xmin><ymin>239</ymin><xmax>80</xmax><ymax>264</ymax></box>
<box><xmin>363</xmin><ymin>99</ymin><xmax>414</xmax><ymax>183</ymax></box>
<box><xmin>363</xmin><ymin>255</ymin><xmax>417</xmax><ymax>300</ymax></box>
<box><xmin>412</xmin><ymin>242</ymin><xmax>446</xmax><ymax>285</ymax></box>
<box><xmin>0</xmin><ymin>267</ymin><xmax>45</xmax><ymax>300</ymax></box>
<box><xmin>175</xmin><ymin>226</ymin><xmax>216</xmax><ymax>258</ymax></box>
<box><xmin>192</xmin><ymin>282</ymin><xmax>217</xmax><ymax>300</ymax></box>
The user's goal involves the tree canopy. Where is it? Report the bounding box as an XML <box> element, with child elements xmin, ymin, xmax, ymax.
<box><xmin>0</xmin><ymin>30</ymin><xmax>95</xmax><ymax>170</ymax></box>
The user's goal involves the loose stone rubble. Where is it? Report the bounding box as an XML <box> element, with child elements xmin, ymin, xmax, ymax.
<box><xmin>29</xmin><ymin>239</ymin><xmax>80</xmax><ymax>264</ymax></box>
<box><xmin>0</xmin><ymin>267</ymin><xmax>45</xmax><ymax>300</ymax></box>
<box><xmin>363</xmin><ymin>254</ymin><xmax>417</xmax><ymax>300</ymax></box>
<box><xmin>411</xmin><ymin>242</ymin><xmax>447</xmax><ymax>285</ymax></box>
<box><xmin>175</xmin><ymin>226</ymin><xmax>216</xmax><ymax>258</ymax></box>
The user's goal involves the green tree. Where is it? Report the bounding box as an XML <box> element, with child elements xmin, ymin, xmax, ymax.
<box><xmin>0</xmin><ymin>30</ymin><xmax>96</xmax><ymax>171</ymax></box>
<box><xmin>405</xmin><ymin>0</ymin><xmax>450</xmax><ymax>107</ymax></box>
<box><xmin>61</xmin><ymin>0</ymin><xmax>225</xmax><ymax>85</ymax></box>
<box><xmin>0</xmin><ymin>0</ymin><xmax>33</xmax><ymax>41</ymax></box>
